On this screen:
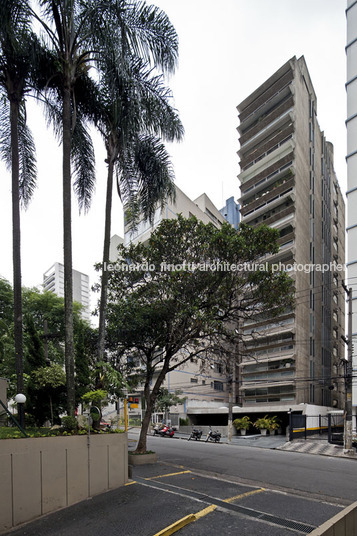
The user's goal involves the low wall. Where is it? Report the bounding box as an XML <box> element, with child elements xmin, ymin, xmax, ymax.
<box><xmin>310</xmin><ymin>500</ymin><xmax>357</xmax><ymax>535</ymax></box>
<box><xmin>0</xmin><ymin>432</ymin><xmax>128</xmax><ymax>533</ymax></box>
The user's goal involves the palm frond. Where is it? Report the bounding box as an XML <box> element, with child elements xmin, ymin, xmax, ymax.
<box><xmin>87</xmin><ymin>0</ymin><xmax>178</xmax><ymax>75</ymax></box>
<box><xmin>71</xmin><ymin>112</ymin><xmax>96</xmax><ymax>213</ymax></box>
<box><xmin>120</xmin><ymin>134</ymin><xmax>175</xmax><ymax>226</ymax></box>
<box><xmin>18</xmin><ymin>102</ymin><xmax>37</xmax><ymax>208</ymax></box>
<box><xmin>0</xmin><ymin>99</ymin><xmax>11</xmax><ymax>168</ymax></box>
<box><xmin>0</xmin><ymin>99</ymin><xmax>37</xmax><ymax>208</ymax></box>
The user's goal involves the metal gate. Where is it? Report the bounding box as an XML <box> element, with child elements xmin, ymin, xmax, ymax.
<box><xmin>289</xmin><ymin>413</ymin><xmax>341</xmax><ymax>443</ymax></box>
<box><xmin>327</xmin><ymin>413</ymin><xmax>344</xmax><ymax>445</ymax></box>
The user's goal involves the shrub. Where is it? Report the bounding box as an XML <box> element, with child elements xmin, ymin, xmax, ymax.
<box><xmin>179</xmin><ymin>417</ymin><xmax>190</xmax><ymax>426</ymax></box>
<box><xmin>61</xmin><ymin>416</ymin><xmax>77</xmax><ymax>432</ymax></box>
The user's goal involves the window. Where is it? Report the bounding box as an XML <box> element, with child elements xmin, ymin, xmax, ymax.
<box><xmin>190</xmin><ymin>378</ymin><xmax>198</xmax><ymax>383</ymax></box>
<box><xmin>213</xmin><ymin>381</ymin><xmax>224</xmax><ymax>391</ymax></box>
<box><xmin>215</xmin><ymin>363</ymin><xmax>223</xmax><ymax>374</ymax></box>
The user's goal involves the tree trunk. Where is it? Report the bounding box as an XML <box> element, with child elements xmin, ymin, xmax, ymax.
<box><xmin>136</xmin><ymin>400</ymin><xmax>153</xmax><ymax>454</ymax></box>
<box><xmin>135</xmin><ymin>361</ymin><xmax>170</xmax><ymax>453</ymax></box>
<box><xmin>97</xmin><ymin>157</ymin><xmax>114</xmax><ymax>363</ymax></box>
<box><xmin>62</xmin><ymin>85</ymin><xmax>75</xmax><ymax>417</ymax></box>
<box><xmin>10</xmin><ymin>99</ymin><xmax>24</xmax><ymax>427</ymax></box>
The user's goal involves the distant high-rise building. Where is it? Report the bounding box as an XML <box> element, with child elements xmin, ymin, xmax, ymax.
<box><xmin>238</xmin><ymin>56</ymin><xmax>345</xmax><ymax>409</ymax></box>
<box><xmin>43</xmin><ymin>262</ymin><xmax>90</xmax><ymax>321</ymax></box>
<box><xmin>219</xmin><ymin>196</ymin><xmax>240</xmax><ymax>229</ymax></box>
<box><xmin>109</xmin><ymin>234</ymin><xmax>124</xmax><ymax>262</ymax></box>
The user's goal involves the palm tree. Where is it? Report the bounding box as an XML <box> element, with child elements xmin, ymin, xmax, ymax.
<box><xmin>33</xmin><ymin>0</ymin><xmax>181</xmax><ymax>414</ymax></box>
<box><xmin>0</xmin><ymin>0</ymin><xmax>38</xmax><ymax>426</ymax></box>
<box><xmin>31</xmin><ymin>0</ymin><xmax>101</xmax><ymax>416</ymax></box>
<box><xmin>95</xmin><ymin>54</ymin><xmax>184</xmax><ymax>363</ymax></box>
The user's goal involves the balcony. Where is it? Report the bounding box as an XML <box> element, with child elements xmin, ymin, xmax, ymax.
<box><xmin>242</xmin><ymin>189</ymin><xmax>295</xmax><ymax>225</ymax></box>
<box><xmin>241</xmin><ymin>177</ymin><xmax>295</xmax><ymax>217</ymax></box>
<box><xmin>239</xmin><ymin>137</ymin><xmax>295</xmax><ymax>186</ymax></box>
<box><xmin>239</xmin><ymin>96</ymin><xmax>294</xmax><ymax>146</ymax></box>
<box><xmin>239</xmin><ymin>68</ymin><xmax>294</xmax><ymax>124</ymax></box>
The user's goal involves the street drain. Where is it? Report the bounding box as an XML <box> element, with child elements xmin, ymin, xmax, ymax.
<box><xmin>220</xmin><ymin>502</ymin><xmax>315</xmax><ymax>533</ymax></box>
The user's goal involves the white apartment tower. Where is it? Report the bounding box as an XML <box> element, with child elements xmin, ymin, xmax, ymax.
<box><xmin>43</xmin><ymin>262</ymin><xmax>90</xmax><ymax>321</ymax></box>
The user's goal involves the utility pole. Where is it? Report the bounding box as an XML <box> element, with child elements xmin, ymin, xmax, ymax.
<box><xmin>341</xmin><ymin>282</ymin><xmax>353</xmax><ymax>452</ymax></box>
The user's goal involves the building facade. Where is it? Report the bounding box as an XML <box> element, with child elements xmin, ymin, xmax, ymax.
<box><xmin>43</xmin><ymin>262</ymin><xmax>90</xmax><ymax>321</ymax></box>
<box><xmin>219</xmin><ymin>196</ymin><xmax>240</xmax><ymax>230</ymax></box>
<box><xmin>238</xmin><ymin>56</ymin><xmax>345</xmax><ymax>410</ymax></box>
<box><xmin>346</xmin><ymin>0</ymin><xmax>357</xmax><ymax>436</ymax></box>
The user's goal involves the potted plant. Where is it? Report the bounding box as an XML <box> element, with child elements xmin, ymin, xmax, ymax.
<box><xmin>233</xmin><ymin>416</ymin><xmax>251</xmax><ymax>436</ymax></box>
<box><xmin>253</xmin><ymin>415</ymin><xmax>271</xmax><ymax>435</ymax></box>
<box><xmin>267</xmin><ymin>416</ymin><xmax>280</xmax><ymax>435</ymax></box>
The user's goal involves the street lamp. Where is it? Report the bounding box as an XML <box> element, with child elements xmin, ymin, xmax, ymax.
<box><xmin>15</xmin><ymin>393</ymin><xmax>26</xmax><ymax>428</ymax></box>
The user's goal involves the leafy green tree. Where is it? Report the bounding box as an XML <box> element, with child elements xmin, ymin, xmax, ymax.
<box><xmin>30</xmin><ymin>364</ymin><xmax>66</xmax><ymax>425</ymax></box>
<box><xmin>0</xmin><ymin>279</ymin><xmax>14</xmax><ymax>373</ymax></box>
<box><xmin>105</xmin><ymin>216</ymin><xmax>294</xmax><ymax>452</ymax></box>
<box><xmin>154</xmin><ymin>388</ymin><xmax>186</xmax><ymax>417</ymax></box>
<box><xmin>0</xmin><ymin>283</ymin><xmax>96</xmax><ymax>419</ymax></box>
<box><xmin>74</xmin><ymin>321</ymin><xmax>94</xmax><ymax>406</ymax></box>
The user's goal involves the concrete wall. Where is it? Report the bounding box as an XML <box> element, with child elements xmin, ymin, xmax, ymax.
<box><xmin>309</xmin><ymin>500</ymin><xmax>357</xmax><ymax>535</ymax></box>
<box><xmin>0</xmin><ymin>432</ymin><xmax>128</xmax><ymax>533</ymax></box>
<box><xmin>0</xmin><ymin>378</ymin><xmax>7</xmax><ymax>404</ymax></box>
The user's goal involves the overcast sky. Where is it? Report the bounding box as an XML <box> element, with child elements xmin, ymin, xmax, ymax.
<box><xmin>0</xmin><ymin>0</ymin><xmax>346</xmax><ymax>316</ymax></box>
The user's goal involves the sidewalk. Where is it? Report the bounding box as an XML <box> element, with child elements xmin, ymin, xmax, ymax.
<box><xmin>163</xmin><ymin>430</ymin><xmax>357</xmax><ymax>459</ymax></box>
<box><xmin>277</xmin><ymin>439</ymin><xmax>357</xmax><ymax>458</ymax></box>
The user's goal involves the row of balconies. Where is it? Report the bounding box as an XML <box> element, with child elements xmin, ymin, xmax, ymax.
<box><xmin>239</xmin><ymin>95</ymin><xmax>294</xmax><ymax>146</ymax></box>
<box><xmin>242</xmin><ymin>189</ymin><xmax>295</xmax><ymax>224</ymax></box>
<box><xmin>239</xmin><ymin>68</ymin><xmax>294</xmax><ymax>126</ymax></box>
<box><xmin>240</xmin><ymin>126</ymin><xmax>294</xmax><ymax>171</ymax></box>
<box><xmin>240</xmin><ymin>177</ymin><xmax>295</xmax><ymax>217</ymax></box>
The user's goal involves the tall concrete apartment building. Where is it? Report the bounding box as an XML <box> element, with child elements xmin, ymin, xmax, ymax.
<box><xmin>43</xmin><ymin>262</ymin><xmax>90</xmax><ymax>321</ymax></box>
<box><xmin>237</xmin><ymin>56</ymin><xmax>345</xmax><ymax>410</ymax></box>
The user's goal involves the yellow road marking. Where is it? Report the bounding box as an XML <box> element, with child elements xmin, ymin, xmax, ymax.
<box><xmin>145</xmin><ymin>470</ymin><xmax>192</xmax><ymax>480</ymax></box>
<box><xmin>125</xmin><ymin>481</ymin><xmax>136</xmax><ymax>486</ymax></box>
<box><xmin>153</xmin><ymin>514</ymin><xmax>196</xmax><ymax>536</ymax></box>
<box><xmin>224</xmin><ymin>488</ymin><xmax>265</xmax><ymax>503</ymax></box>
<box><xmin>151</xmin><ymin>485</ymin><xmax>265</xmax><ymax>535</ymax></box>
<box><xmin>194</xmin><ymin>504</ymin><xmax>217</xmax><ymax>519</ymax></box>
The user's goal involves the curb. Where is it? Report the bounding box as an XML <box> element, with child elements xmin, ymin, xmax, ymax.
<box><xmin>153</xmin><ymin>514</ymin><xmax>196</xmax><ymax>536</ymax></box>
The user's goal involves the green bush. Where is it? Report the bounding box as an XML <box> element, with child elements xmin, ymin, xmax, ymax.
<box><xmin>61</xmin><ymin>416</ymin><xmax>77</xmax><ymax>432</ymax></box>
<box><xmin>179</xmin><ymin>417</ymin><xmax>189</xmax><ymax>426</ymax></box>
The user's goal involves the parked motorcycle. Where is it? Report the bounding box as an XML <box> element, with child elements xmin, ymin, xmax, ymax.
<box><xmin>205</xmin><ymin>426</ymin><xmax>221</xmax><ymax>443</ymax></box>
<box><xmin>153</xmin><ymin>424</ymin><xmax>175</xmax><ymax>437</ymax></box>
<box><xmin>188</xmin><ymin>428</ymin><xmax>202</xmax><ymax>441</ymax></box>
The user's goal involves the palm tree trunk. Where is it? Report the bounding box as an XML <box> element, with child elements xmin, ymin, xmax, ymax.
<box><xmin>98</xmin><ymin>158</ymin><xmax>114</xmax><ymax>363</ymax></box>
<box><xmin>63</xmin><ymin>85</ymin><xmax>75</xmax><ymax>417</ymax></box>
<box><xmin>10</xmin><ymin>99</ymin><xmax>24</xmax><ymax>427</ymax></box>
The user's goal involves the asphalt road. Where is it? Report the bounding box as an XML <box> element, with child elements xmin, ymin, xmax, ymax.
<box><xmin>2</xmin><ymin>433</ymin><xmax>356</xmax><ymax>536</ymax></box>
<box><xmin>144</xmin><ymin>433</ymin><xmax>357</xmax><ymax>503</ymax></box>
